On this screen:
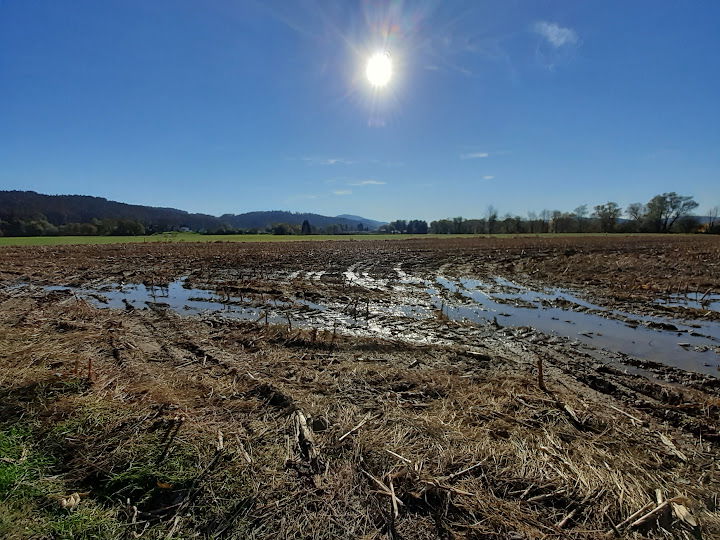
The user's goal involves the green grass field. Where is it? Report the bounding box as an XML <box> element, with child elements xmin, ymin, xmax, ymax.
<box><xmin>0</xmin><ymin>232</ymin><xmax>435</xmax><ymax>246</ymax></box>
<box><xmin>0</xmin><ymin>231</ymin><xmax>665</xmax><ymax>247</ymax></box>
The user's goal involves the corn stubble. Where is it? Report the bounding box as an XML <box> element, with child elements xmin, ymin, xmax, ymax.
<box><xmin>0</xmin><ymin>236</ymin><xmax>718</xmax><ymax>539</ymax></box>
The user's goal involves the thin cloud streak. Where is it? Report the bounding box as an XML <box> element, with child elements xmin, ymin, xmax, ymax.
<box><xmin>347</xmin><ymin>180</ymin><xmax>386</xmax><ymax>186</ymax></box>
<box><xmin>302</xmin><ymin>157</ymin><xmax>355</xmax><ymax>165</ymax></box>
<box><xmin>460</xmin><ymin>152</ymin><xmax>489</xmax><ymax>159</ymax></box>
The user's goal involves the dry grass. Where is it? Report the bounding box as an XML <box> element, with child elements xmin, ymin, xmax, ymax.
<box><xmin>1</xmin><ymin>285</ymin><xmax>718</xmax><ymax>539</ymax></box>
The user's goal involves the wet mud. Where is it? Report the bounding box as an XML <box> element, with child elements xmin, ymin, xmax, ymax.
<box><xmin>1</xmin><ymin>236</ymin><xmax>719</xmax><ymax>538</ymax></box>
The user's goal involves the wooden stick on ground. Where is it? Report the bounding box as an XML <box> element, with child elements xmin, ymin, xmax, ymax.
<box><xmin>556</xmin><ymin>507</ymin><xmax>578</xmax><ymax>529</ymax></box>
<box><xmin>607</xmin><ymin>404</ymin><xmax>646</xmax><ymax>426</ymax></box>
<box><xmin>441</xmin><ymin>460</ymin><xmax>486</xmax><ymax>482</ymax></box>
<box><xmin>360</xmin><ymin>469</ymin><xmax>404</xmax><ymax>509</ymax></box>
<box><xmin>537</xmin><ymin>357</ymin><xmax>546</xmax><ymax>391</ymax></box>
<box><xmin>338</xmin><ymin>414</ymin><xmax>371</xmax><ymax>442</ymax></box>
<box><xmin>389</xmin><ymin>478</ymin><xmax>399</xmax><ymax>519</ymax></box>
<box><xmin>629</xmin><ymin>497</ymin><xmax>688</xmax><ymax>529</ymax></box>
<box><xmin>385</xmin><ymin>449</ymin><xmax>412</xmax><ymax>463</ymax></box>
<box><xmin>608</xmin><ymin>501</ymin><xmax>654</xmax><ymax>534</ymax></box>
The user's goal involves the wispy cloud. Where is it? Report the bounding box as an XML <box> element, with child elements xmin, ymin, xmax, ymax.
<box><xmin>347</xmin><ymin>179</ymin><xmax>386</xmax><ymax>186</ymax></box>
<box><xmin>424</xmin><ymin>31</ymin><xmax>485</xmax><ymax>78</ymax></box>
<box><xmin>534</xmin><ymin>21</ymin><xmax>578</xmax><ymax>48</ymax></box>
<box><xmin>300</xmin><ymin>157</ymin><xmax>402</xmax><ymax>168</ymax></box>
<box><xmin>333</xmin><ymin>189</ymin><xmax>352</xmax><ymax>196</ymax></box>
<box><xmin>303</xmin><ymin>157</ymin><xmax>355</xmax><ymax>166</ymax></box>
<box><xmin>460</xmin><ymin>152</ymin><xmax>489</xmax><ymax>159</ymax></box>
<box><xmin>482</xmin><ymin>175</ymin><xmax>495</xmax><ymax>180</ymax></box>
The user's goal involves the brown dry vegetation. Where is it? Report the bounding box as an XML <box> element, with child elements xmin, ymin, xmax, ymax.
<box><xmin>1</xmin><ymin>234</ymin><xmax>719</xmax><ymax>318</ymax></box>
<box><xmin>1</xmin><ymin>236</ymin><xmax>719</xmax><ymax>539</ymax></box>
<box><xmin>2</xmin><ymin>234</ymin><xmax>719</xmax><ymax>290</ymax></box>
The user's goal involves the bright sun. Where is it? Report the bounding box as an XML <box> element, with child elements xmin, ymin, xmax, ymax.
<box><xmin>366</xmin><ymin>51</ymin><xmax>392</xmax><ymax>88</ymax></box>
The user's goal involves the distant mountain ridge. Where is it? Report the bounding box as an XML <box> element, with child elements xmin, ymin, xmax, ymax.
<box><xmin>335</xmin><ymin>214</ymin><xmax>385</xmax><ymax>229</ymax></box>
<box><xmin>0</xmin><ymin>191</ymin><xmax>384</xmax><ymax>232</ymax></box>
<box><xmin>218</xmin><ymin>211</ymin><xmax>382</xmax><ymax>230</ymax></box>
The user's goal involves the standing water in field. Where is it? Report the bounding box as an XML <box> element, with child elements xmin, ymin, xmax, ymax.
<box><xmin>36</xmin><ymin>269</ymin><xmax>720</xmax><ymax>376</ymax></box>
<box><xmin>431</xmin><ymin>275</ymin><xmax>720</xmax><ymax>375</ymax></box>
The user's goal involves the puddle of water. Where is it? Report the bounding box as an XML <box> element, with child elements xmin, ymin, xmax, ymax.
<box><xmin>344</xmin><ymin>265</ymin><xmax>388</xmax><ymax>290</ymax></box>
<box><xmin>655</xmin><ymin>293</ymin><xmax>720</xmax><ymax>312</ymax></box>
<box><xmin>45</xmin><ymin>281</ymin><xmax>279</xmax><ymax>323</ymax></box>
<box><xmin>433</xmin><ymin>276</ymin><xmax>720</xmax><ymax>376</ymax></box>
<box><xmin>448</xmin><ymin>277</ymin><xmax>720</xmax><ymax>338</ymax></box>
<box><xmin>37</xmin><ymin>271</ymin><xmax>720</xmax><ymax>377</ymax></box>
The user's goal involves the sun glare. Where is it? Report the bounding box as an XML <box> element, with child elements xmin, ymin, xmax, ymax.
<box><xmin>366</xmin><ymin>51</ymin><xmax>392</xmax><ymax>88</ymax></box>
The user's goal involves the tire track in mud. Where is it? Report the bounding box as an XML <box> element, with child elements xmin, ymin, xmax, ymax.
<box><xmin>7</xmin><ymin>242</ymin><xmax>720</xmax><ymax>423</ymax></box>
<box><xmin>306</xmin><ymin>265</ymin><xmax>720</xmax><ymax>444</ymax></box>
<box><xmin>25</xmin><ymin>256</ymin><xmax>720</xmax><ymax>380</ymax></box>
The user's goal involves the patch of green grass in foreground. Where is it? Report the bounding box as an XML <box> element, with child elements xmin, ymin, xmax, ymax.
<box><xmin>0</xmin><ymin>388</ymin><xmax>253</xmax><ymax>539</ymax></box>
<box><xmin>0</xmin><ymin>423</ymin><xmax>122</xmax><ymax>540</ymax></box>
<box><xmin>0</xmin><ymin>415</ymin><xmax>186</xmax><ymax>539</ymax></box>
<box><xmin>0</xmin><ymin>231</ymin><xmax>668</xmax><ymax>247</ymax></box>
<box><xmin>0</xmin><ymin>410</ymin><xmax>127</xmax><ymax>539</ymax></box>
<box><xmin>0</xmin><ymin>424</ymin><xmax>53</xmax><ymax>498</ymax></box>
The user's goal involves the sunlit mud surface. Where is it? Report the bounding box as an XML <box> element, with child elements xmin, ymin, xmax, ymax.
<box><xmin>39</xmin><ymin>263</ymin><xmax>720</xmax><ymax>376</ymax></box>
<box><xmin>3</xmin><ymin>236</ymin><xmax>720</xmax><ymax>539</ymax></box>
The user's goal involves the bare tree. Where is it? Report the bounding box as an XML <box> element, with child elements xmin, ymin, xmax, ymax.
<box><xmin>708</xmin><ymin>206</ymin><xmax>719</xmax><ymax>230</ymax></box>
<box><xmin>626</xmin><ymin>202</ymin><xmax>645</xmax><ymax>221</ymax></box>
<box><xmin>646</xmin><ymin>192</ymin><xmax>698</xmax><ymax>233</ymax></box>
<box><xmin>573</xmin><ymin>205</ymin><xmax>588</xmax><ymax>232</ymax></box>
<box><xmin>593</xmin><ymin>202</ymin><xmax>621</xmax><ymax>233</ymax></box>
<box><xmin>626</xmin><ymin>202</ymin><xmax>645</xmax><ymax>232</ymax></box>
<box><xmin>486</xmin><ymin>205</ymin><xmax>498</xmax><ymax>234</ymax></box>
<box><xmin>539</xmin><ymin>210</ymin><xmax>551</xmax><ymax>233</ymax></box>
<box><xmin>527</xmin><ymin>211</ymin><xmax>538</xmax><ymax>233</ymax></box>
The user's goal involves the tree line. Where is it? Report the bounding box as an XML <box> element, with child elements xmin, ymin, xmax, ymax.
<box><xmin>0</xmin><ymin>217</ymin><xmax>373</xmax><ymax>237</ymax></box>
<box><xmin>0</xmin><ymin>217</ymin><xmax>147</xmax><ymax>237</ymax></box>
<box><xmin>384</xmin><ymin>193</ymin><xmax>719</xmax><ymax>235</ymax></box>
<box><xmin>201</xmin><ymin>220</ymin><xmax>368</xmax><ymax>236</ymax></box>
<box><xmin>1</xmin><ymin>191</ymin><xmax>717</xmax><ymax>237</ymax></box>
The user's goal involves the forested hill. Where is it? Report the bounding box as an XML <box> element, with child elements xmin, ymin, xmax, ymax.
<box><xmin>219</xmin><ymin>211</ymin><xmax>383</xmax><ymax>230</ymax></box>
<box><xmin>0</xmin><ymin>191</ymin><xmax>221</xmax><ymax>231</ymax></box>
<box><xmin>0</xmin><ymin>191</ymin><xmax>381</xmax><ymax>235</ymax></box>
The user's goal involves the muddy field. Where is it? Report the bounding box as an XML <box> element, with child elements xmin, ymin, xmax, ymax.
<box><xmin>1</xmin><ymin>235</ymin><xmax>719</xmax><ymax>539</ymax></box>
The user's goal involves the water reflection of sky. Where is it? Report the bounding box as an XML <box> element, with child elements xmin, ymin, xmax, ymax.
<box><xmin>434</xmin><ymin>276</ymin><xmax>719</xmax><ymax>375</ymax></box>
<box><xmin>41</xmin><ymin>272</ymin><xmax>720</xmax><ymax>377</ymax></box>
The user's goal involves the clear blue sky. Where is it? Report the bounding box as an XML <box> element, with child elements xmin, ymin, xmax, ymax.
<box><xmin>1</xmin><ymin>1</ymin><xmax>719</xmax><ymax>222</ymax></box>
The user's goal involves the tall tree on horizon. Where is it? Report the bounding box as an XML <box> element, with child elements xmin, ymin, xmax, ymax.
<box><xmin>645</xmin><ymin>192</ymin><xmax>698</xmax><ymax>233</ymax></box>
